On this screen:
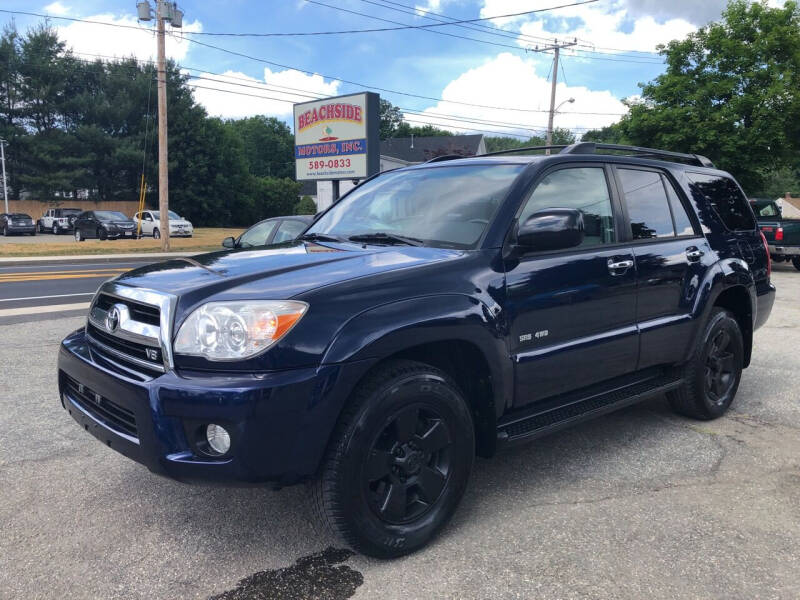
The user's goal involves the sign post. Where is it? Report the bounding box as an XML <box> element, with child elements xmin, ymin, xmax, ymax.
<box><xmin>293</xmin><ymin>92</ymin><xmax>380</xmax><ymax>205</ymax></box>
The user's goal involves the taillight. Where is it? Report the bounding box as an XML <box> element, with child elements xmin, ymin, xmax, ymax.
<box><xmin>775</xmin><ymin>227</ymin><xmax>784</xmax><ymax>241</ymax></box>
<box><xmin>760</xmin><ymin>230</ymin><xmax>771</xmax><ymax>278</ymax></box>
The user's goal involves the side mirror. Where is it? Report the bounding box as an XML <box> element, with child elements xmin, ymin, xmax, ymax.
<box><xmin>222</xmin><ymin>236</ymin><xmax>236</xmax><ymax>249</ymax></box>
<box><xmin>516</xmin><ymin>208</ymin><xmax>584</xmax><ymax>252</ymax></box>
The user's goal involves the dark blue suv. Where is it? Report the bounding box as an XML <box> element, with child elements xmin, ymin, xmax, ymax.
<box><xmin>58</xmin><ymin>143</ymin><xmax>775</xmax><ymax>558</ymax></box>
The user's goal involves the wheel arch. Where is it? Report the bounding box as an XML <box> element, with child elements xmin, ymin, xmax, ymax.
<box><xmin>711</xmin><ymin>284</ymin><xmax>753</xmax><ymax>368</ymax></box>
<box><xmin>322</xmin><ymin>295</ymin><xmax>511</xmax><ymax>458</ymax></box>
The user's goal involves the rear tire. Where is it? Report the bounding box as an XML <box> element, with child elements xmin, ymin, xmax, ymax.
<box><xmin>667</xmin><ymin>308</ymin><xmax>743</xmax><ymax>420</ymax></box>
<box><xmin>2</xmin><ymin>225</ymin><xmax>7</xmax><ymax>236</ymax></box>
<box><xmin>792</xmin><ymin>257</ymin><xmax>800</xmax><ymax>272</ymax></box>
<box><xmin>37</xmin><ymin>222</ymin><xmax>44</xmax><ymax>233</ymax></box>
<box><xmin>310</xmin><ymin>359</ymin><xmax>474</xmax><ymax>558</ymax></box>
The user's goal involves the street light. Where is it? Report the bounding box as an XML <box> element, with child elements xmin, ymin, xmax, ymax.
<box><xmin>545</xmin><ymin>97</ymin><xmax>575</xmax><ymax>154</ymax></box>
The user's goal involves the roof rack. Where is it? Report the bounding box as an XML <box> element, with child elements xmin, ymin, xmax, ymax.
<box><xmin>560</xmin><ymin>142</ymin><xmax>715</xmax><ymax>168</ymax></box>
<box><xmin>423</xmin><ymin>154</ymin><xmax>472</xmax><ymax>164</ymax></box>
<box><xmin>480</xmin><ymin>145</ymin><xmax>568</xmax><ymax>157</ymax></box>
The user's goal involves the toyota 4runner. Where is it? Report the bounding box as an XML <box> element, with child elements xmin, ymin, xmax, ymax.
<box><xmin>57</xmin><ymin>142</ymin><xmax>775</xmax><ymax>558</ymax></box>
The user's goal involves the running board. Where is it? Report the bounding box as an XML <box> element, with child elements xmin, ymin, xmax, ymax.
<box><xmin>497</xmin><ymin>375</ymin><xmax>683</xmax><ymax>445</ymax></box>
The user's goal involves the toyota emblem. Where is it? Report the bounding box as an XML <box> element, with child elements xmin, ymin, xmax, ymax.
<box><xmin>106</xmin><ymin>305</ymin><xmax>122</xmax><ymax>333</ymax></box>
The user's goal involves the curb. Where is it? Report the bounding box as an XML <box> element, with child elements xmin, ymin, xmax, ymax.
<box><xmin>0</xmin><ymin>251</ymin><xmax>201</xmax><ymax>267</ymax></box>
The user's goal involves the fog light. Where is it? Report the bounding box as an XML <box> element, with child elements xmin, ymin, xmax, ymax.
<box><xmin>206</xmin><ymin>424</ymin><xmax>231</xmax><ymax>455</ymax></box>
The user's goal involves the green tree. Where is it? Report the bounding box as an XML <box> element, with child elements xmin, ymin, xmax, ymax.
<box><xmin>226</xmin><ymin>115</ymin><xmax>294</xmax><ymax>179</ymax></box>
<box><xmin>485</xmin><ymin>128</ymin><xmax>575</xmax><ymax>153</ymax></box>
<box><xmin>583</xmin><ymin>1</ymin><xmax>800</xmax><ymax>192</ymax></box>
<box><xmin>379</xmin><ymin>99</ymin><xmax>404</xmax><ymax>139</ymax></box>
<box><xmin>295</xmin><ymin>195</ymin><xmax>317</xmax><ymax>214</ymax></box>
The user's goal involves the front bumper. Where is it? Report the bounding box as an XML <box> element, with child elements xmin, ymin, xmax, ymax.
<box><xmin>169</xmin><ymin>228</ymin><xmax>193</xmax><ymax>237</ymax></box>
<box><xmin>57</xmin><ymin>328</ymin><xmax>374</xmax><ymax>485</ymax></box>
<box><xmin>768</xmin><ymin>244</ymin><xmax>800</xmax><ymax>256</ymax></box>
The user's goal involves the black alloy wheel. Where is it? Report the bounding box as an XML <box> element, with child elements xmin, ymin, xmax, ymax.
<box><xmin>311</xmin><ymin>360</ymin><xmax>474</xmax><ymax>558</ymax></box>
<box><xmin>704</xmin><ymin>328</ymin><xmax>736</xmax><ymax>404</ymax></box>
<box><xmin>364</xmin><ymin>405</ymin><xmax>452</xmax><ymax>525</ymax></box>
<box><xmin>668</xmin><ymin>308</ymin><xmax>743</xmax><ymax>420</ymax></box>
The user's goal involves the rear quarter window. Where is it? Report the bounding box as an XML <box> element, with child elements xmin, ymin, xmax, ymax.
<box><xmin>686</xmin><ymin>172</ymin><xmax>755</xmax><ymax>231</ymax></box>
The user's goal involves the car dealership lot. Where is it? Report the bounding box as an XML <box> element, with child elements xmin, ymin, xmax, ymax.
<box><xmin>1</xmin><ymin>266</ymin><xmax>798</xmax><ymax>600</ymax></box>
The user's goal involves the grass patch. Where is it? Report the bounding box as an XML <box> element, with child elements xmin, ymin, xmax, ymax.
<box><xmin>0</xmin><ymin>227</ymin><xmax>245</xmax><ymax>257</ymax></box>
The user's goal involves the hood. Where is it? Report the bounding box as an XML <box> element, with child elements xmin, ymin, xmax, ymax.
<box><xmin>105</xmin><ymin>220</ymin><xmax>135</xmax><ymax>227</ymax></box>
<box><xmin>114</xmin><ymin>240</ymin><xmax>463</xmax><ymax>304</ymax></box>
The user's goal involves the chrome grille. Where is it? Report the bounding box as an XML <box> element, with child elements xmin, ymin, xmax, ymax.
<box><xmin>86</xmin><ymin>283</ymin><xmax>177</xmax><ymax>377</ymax></box>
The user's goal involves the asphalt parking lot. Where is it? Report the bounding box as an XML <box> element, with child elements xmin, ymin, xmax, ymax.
<box><xmin>1</xmin><ymin>266</ymin><xmax>799</xmax><ymax>600</ymax></box>
<box><xmin>1</xmin><ymin>231</ymin><xmax>67</xmax><ymax>243</ymax></box>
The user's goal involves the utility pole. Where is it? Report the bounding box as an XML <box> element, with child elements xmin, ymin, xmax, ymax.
<box><xmin>156</xmin><ymin>2</ymin><xmax>169</xmax><ymax>251</ymax></box>
<box><xmin>137</xmin><ymin>1</ymin><xmax>183</xmax><ymax>251</ymax></box>
<box><xmin>529</xmin><ymin>39</ymin><xmax>577</xmax><ymax>155</ymax></box>
<box><xmin>0</xmin><ymin>139</ymin><xmax>8</xmax><ymax>214</ymax></box>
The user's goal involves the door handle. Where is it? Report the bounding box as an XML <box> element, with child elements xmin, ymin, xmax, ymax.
<box><xmin>607</xmin><ymin>258</ymin><xmax>634</xmax><ymax>274</ymax></box>
<box><xmin>686</xmin><ymin>247</ymin><xmax>704</xmax><ymax>262</ymax></box>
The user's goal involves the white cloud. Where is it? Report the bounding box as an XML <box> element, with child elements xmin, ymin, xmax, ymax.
<box><xmin>43</xmin><ymin>2</ymin><xmax>70</xmax><ymax>16</ymax></box>
<box><xmin>188</xmin><ymin>68</ymin><xmax>340</xmax><ymax>120</ymax></box>
<box><xmin>407</xmin><ymin>53</ymin><xmax>628</xmax><ymax>137</ymax></box>
<box><xmin>55</xmin><ymin>13</ymin><xmax>202</xmax><ymax>62</ymax></box>
<box><xmin>480</xmin><ymin>0</ymin><xmax>696</xmax><ymax>53</ymax></box>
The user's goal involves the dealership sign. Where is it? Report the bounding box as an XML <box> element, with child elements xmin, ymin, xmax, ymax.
<box><xmin>294</xmin><ymin>92</ymin><xmax>379</xmax><ymax>181</ymax></box>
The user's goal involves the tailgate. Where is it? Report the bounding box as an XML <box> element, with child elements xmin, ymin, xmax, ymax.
<box><xmin>757</xmin><ymin>220</ymin><xmax>781</xmax><ymax>243</ymax></box>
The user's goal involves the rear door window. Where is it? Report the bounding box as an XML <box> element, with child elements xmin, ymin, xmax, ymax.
<box><xmin>686</xmin><ymin>173</ymin><xmax>755</xmax><ymax>230</ymax></box>
<box><xmin>617</xmin><ymin>168</ymin><xmax>675</xmax><ymax>240</ymax></box>
<box><xmin>664</xmin><ymin>179</ymin><xmax>696</xmax><ymax>236</ymax></box>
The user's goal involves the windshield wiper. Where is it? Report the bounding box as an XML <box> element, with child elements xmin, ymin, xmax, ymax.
<box><xmin>298</xmin><ymin>232</ymin><xmax>344</xmax><ymax>243</ymax></box>
<box><xmin>347</xmin><ymin>232</ymin><xmax>424</xmax><ymax>246</ymax></box>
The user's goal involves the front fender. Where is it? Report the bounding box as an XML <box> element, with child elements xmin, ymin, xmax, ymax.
<box><xmin>322</xmin><ymin>294</ymin><xmax>512</xmax><ymax>418</ymax></box>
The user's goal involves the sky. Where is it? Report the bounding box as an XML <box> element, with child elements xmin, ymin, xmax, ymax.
<box><xmin>0</xmin><ymin>0</ymin><xmax>790</xmax><ymax>138</ymax></box>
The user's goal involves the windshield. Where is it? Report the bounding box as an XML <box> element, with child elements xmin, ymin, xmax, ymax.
<box><xmin>11</xmin><ymin>213</ymin><xmax>31</xmax><ymax>218</ymax></box>
<box><xmin>62</xmin><ymin>209</ymin><xmax>81</xmax><ymax>215</ymax></box>
<box><xmin>167</xmin><ymin>210</ymin><xmax>180</xmax><ymax>219</ymax></box>
<box><xmin>95</xmin><ymin>211</ymin><xmax>128</xmax><ymax>221</ymax></box>
<box><xmin>307</xmin><ymin>164</ymin><xmax>524</xmax><ymax>249</ymax></box>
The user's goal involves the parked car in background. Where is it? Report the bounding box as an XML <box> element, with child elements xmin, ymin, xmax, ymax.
<box><xmin>221</xmin><ymin>215</ymin><xmax>312</xmax><ymax>249</ymax></box>
<box><xmin>750</xmin><ymin>198</ymin><xmax>800</xmax><ymax>271</ymax></box>
<box><xmin>38</xmin><ymin>207</ymin><xmax>81</xmax><ymax>235</ymax></box>
<box><xmin>1</xmin><ymin>212</ymin><xmax>36</xmax><ymax>236</ymax></box>
<box><xmin>133</xmin><ymin>209</ymin><xmax>194</xmax><ymax>239</ymax></box>
<box><xmin>73</xmin><ymin>210</ymin><xmax>138</xmax><ymax>241</ymax></box>
<box><xmin>58</xmin><ymin>143</ymin><xmax>773</xmax><ymax>558</ymax></box>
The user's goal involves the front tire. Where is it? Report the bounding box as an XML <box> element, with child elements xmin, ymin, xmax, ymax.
<box><xmin>74</xmin><ymin>229</ymin><xmax>83</xmax><ymax>242</ymax></box>
<box><xmin>667</xmin><ymin>308</ymin><xmax>744</xmax><ymax>420</ymax></box>
<box><xmin>311</xmin><ymin>360</ymin><xmax>474</xmax><ymax>558</ymax></box>
<box><xmin>792</xmin><ymin>256</ymin><xmax>800</xmax><ymax>272</ymax></box>
<box><xmin>153</xmin><ymin>227</ymin><xmax>160</xmax><ymax>239</ymax></box>
<box><xmin>52</xmin><ymin>223</ymin><xmax>60</xmax><ymax>235</ymax></box>
<box><xmin>98</xmin><ymin>228</ymin><xmax>107</xmax><ymax>241</ymax></box>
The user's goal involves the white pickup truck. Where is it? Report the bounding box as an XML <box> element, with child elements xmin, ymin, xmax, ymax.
<box><xmin>132</xmin><ymin>209</ymin><xmax>194</xmax><ymax>238</ymax></box>
<box><xmin>38</xmin><ymin>208</ymin><xmax>82</xmax><ymax>235</ymax></box>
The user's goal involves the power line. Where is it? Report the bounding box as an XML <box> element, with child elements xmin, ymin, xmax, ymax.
<box><xmin>178</xmin><ymin>0</ymin><xmax>600</xmax><ymax>37</ymax></box>
<box><xmin>185</xmin><ymin>82</ymin><xmax>596</xmax><ymax>134</ymax></box>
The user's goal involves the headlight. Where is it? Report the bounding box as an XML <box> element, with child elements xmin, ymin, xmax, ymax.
<box><xmin>173</xmin><ymin>300</ymin><xmax>308</xmax><ymax>360</ymax></box>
